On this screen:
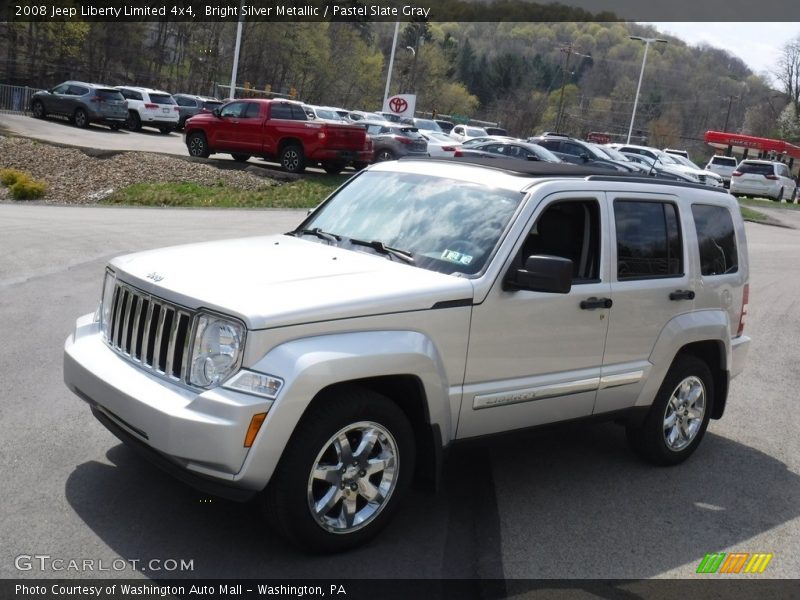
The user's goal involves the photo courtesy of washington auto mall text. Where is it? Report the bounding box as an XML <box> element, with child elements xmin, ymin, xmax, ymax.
<box><xmin>2</xmin><ymin>0</ymin><xmax>800</xmax><ymax>598</ymax></box>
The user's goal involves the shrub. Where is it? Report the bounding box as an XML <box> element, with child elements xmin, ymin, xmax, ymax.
<box><xmin>10</xmin><ymin>178</ymin><xmax>48</xmax><ymax>200</ymax></box>
<box><xmin>0</xmin><ymin>168</ymin><xmax>27</xmax><ymax>186</ymax></box>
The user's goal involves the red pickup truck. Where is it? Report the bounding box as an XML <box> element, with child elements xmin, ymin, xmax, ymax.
<box><xmin>184</xmin><ymin>98</ymin><xmax>372</xmax><ymax>174</ymax></box>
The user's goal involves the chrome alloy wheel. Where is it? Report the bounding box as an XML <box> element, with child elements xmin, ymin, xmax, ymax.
<box><xmin>307</xmin><ymin>421</ymin><xmax>399</xmax><ymax>534</ymax></box>
<box><xmin>663</xmin><ymin>375</ymin><xmax>706</xmax><ymax>452</ymax></box>
<box><xmin>189</xmin><ymin>136</ymin><xmax>205</xmax><ymax>156</ymax></box>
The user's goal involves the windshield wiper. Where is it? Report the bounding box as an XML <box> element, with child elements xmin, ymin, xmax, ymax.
<box><xmin>348</xmin><ymin>238</ymin><xmax>415</xmax><ymax>264</ymax></box>
<box><xmin>289</xmin><ymin>228</ymin><xmax>341</xmax><ymax>243</ymax></box>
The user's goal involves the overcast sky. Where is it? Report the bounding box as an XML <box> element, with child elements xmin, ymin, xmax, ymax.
<box><xmin>645</xmin><ymin>22</ymin><xmax>799</xmax><ymax>82</ymax></box>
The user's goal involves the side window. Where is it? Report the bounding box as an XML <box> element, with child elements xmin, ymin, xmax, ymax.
<box><xmin>538</xmin><ymin>140</ymin><xmax>560</xmax><ymax>151</ymax></box>
<box><xmin>244</xmin><ymin>103</ymin><xmax>261</xmax><ymax>118</ymax></box>
<box><xmin>52</xmin><ymin>84</ymin><xmax>70</xmax><ymax>94</ymax></box>
<box><xmin>691</xmin><ymin>204</ymin><xmax>738</xmax><ymax>276</ymax></box>
<box><xmin>520</xmin><ymin>200</ymin><xmax>601</xmax><ymax>282</ymax></box>
<box><xmin>68</xmin><ymin>85</ymin><xmax>88</xmax><ymax>96</ymax></box>
<box><xmin>561</xmin><ymin>142</ymin><xmax>584</xmax><ymax>156</ymax></box>
<box><xmin>453</xmin><ymin>126</ymin><xmax>463</xmax><ymax>135</ymax></box>
<box><xmin>175</xmin><ymin>96</ymin><xmax>193</xmax><ymax>107</ymax></box>
<box><xmin>615</xmin><ymin>201</ymin><xmax>683</xmax><ymax>280</ymax></box>
<box><xmin>290</xmin><ymin>105</ymin><xmax>308</xmax><ymax>120</ymax></box>
<box><xmin>269</xmin><ymin>103</ymin><xmax>292</xmax><ymax>119</ymax></box>
<box><xmin>220</xmin><ymin>102</ymin><xmax>246</xmax><ymax>118</ymax></box>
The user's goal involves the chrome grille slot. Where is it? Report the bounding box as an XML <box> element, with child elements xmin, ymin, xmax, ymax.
<box><xmin>105</xmin><ymin>281</ymin><xmax>193</xmax><ymax>383</ymax></box>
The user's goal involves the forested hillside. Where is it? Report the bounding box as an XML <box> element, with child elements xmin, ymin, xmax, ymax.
<box><xmin>1</xmin><ymin>20</ymin><xmax>788</xmax><ymax>152</ymax></box>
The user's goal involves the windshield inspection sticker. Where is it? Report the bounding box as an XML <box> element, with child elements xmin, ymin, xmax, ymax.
<box><xmin>441</xmin><ymin>249</ymin><xmax>473</xmax><ymax>265</ymax></box>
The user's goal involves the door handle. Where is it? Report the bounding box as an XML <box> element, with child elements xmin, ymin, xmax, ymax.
<box><xmin>669</xmin><ymin>290</ymin><xmax>695</xmax><ymax>301</ymax></box>
<box><xmin>580</xmin><ymin>297</ymin><xmax>613</xmax><ymax>310</ymax></box>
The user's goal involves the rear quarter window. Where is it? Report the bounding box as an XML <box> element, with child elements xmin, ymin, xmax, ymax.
<box><xmin>691</xmin><ymin>204</ymin><xmax>738</xmax><ymax>276</ymax></box>
<box><xmin>614</xmin><ymin>200</ymin><xmax>683</xmax><ymax>279</ymax></box>
<box><xmin>149</xmin><ymin>93</ymin><xmax>175</xmax><ymax>105</ymax></box>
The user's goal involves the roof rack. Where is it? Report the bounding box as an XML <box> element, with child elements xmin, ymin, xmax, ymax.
<box><xmin>398</xmin><ymin>157</ymin><xmax>730</xmax><ymax>193</ymax></box>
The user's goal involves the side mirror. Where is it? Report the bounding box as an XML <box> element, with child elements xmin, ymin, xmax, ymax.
<box><xmin>580</xmin><ymin>153</ymin><xmax>590</xmax><ymax>162</ymax></box>
<box><xmin>212</xmin><ymin>108</ymin><xmax>221</xmax><ymax>117</ymax></box>
<box><xmin>504</xmin><ymin>255</ymin><xmax>573</xmax><ymax>293</ymax></box>
<box><xmin>526</xmin><ymin>155</ymin><xmax>540</xmax><ymax>161</ymax></box>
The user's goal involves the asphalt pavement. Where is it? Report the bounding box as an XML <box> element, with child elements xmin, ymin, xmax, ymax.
<box><xmin>0</xmin><ymin>204</ymin><xmax>799</xmax><ymax>582</ymax></box>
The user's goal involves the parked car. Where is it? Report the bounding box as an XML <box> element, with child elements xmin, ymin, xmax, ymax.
<box><xmin>173</xmin><ymin>94</ymin><xmax>223</xmax><ymax>129</ymax></box>
<box><xmin>64</xmin><ymin>157</ymin><xmax>750</xmax><ymax>552</ymax></box>
<box><xmin>592</xmin><ymin>144</ymin><xmax>650</xmax><ymax>174</ymax></box>
<box><xmin>455</xmin><ymin>140</ymin><xmax>561</xmax><ymax>163</ymax></box>
<box><xmin>461</xmin><ymin>135</ymin><xmax>517</xmax><ymax>148</ymax></box>
<box><xmin>346</xmin><ymin>110</ymin><xmax>382</xmax><ymax>122</ymax></box>
<box><xmin>303</xmin><ymin>105</ymin><xmax>348</xmax><ymax>122</ymax></box>
<box><xmin>618</xmin><ymin>152</ymin><xmax>699</xmax><ymax>183</ymax></box>
<box><xmin>376</xmin><ymin>111</ymin><xmax>406</xmax><ymax>123</ymax></box>
<box><xmin>729</xmin><ymin>160</ymin><xmax>797</xmax><ymax>202</ymax></box>
<box><xmin>705</xmin><ymin>155</ymin><xmax>739</xmax><ymax>187</ymax></box>
<box><xmin>359</xmin><ymin>120</ymin><xmax>428</xmax><ymax>161</ymax></box>
<box><xmin>116</xmin><ymin>86</ymin><xmax>180</xmax><ymax>133</ymax></box>
<box><xmin>30</xmin><ymin>81</ymin><xmax>127</xmax><ymax>130</ymax></box>
<box><xmin>663</xmin><ymin>148</ymin><xmax>689</xmax><ymax>159</ymax></box>
<box><xmin>434</xmin><ymin>119</ymin><xmax>455</xmax><ymax>134</ymax></box>
<box><xmin>450</xmin><ymin>124</ymin><xmax>489</xmax><ymax>142</ymax></box>
<box><xmin>532</xmin><ymin>135</ymin><xmax>631</xmax><ymax>171</ymax></box>
<box><xmin>485</xmin><ymin>126</ymin><xmax>509</xmax><ymax>136</ymax></box>
<box><xmin>667</xmin><ymin>154</ymin><xmax>725</xmax><ymax>187</ymax></box>
<box><xmin>184</xmin><ymin>99</ymin><xmax>372</xmax><ymax>173</ymax></box>
<box><xmin>418</xmin><ymin>131</ymin><xmax>460</xmax><ymax>157</ymax></box>
<box><xmin>405</xmin><ymin>118</ymin><xmax>443</xmax><ymax>133</ymax></box>
<box><xmin>611</xmin><ymin>143</ymin><xmax>713</xmax><ymax>183</ymax></box>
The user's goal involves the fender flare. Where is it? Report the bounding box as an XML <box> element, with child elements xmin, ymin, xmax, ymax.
<box><xmin>234</xmin><ymin>330</ymin><xmax>452</xmax><ymax>489</ymax></box>
<box><xmin>636</xmin><ymin>309</ymin><xmax>730</xmax><ymax>409</ymax></box>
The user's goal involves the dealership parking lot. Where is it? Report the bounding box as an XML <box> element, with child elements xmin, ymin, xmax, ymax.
<box><xmin>1</xmin><ymin>203</ymin><xmax>799</xmax><ymax>580</ymax></box>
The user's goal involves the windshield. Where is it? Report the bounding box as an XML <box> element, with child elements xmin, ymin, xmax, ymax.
<box><xmin>414</xmin><ymin>119</ymin><xmax>442</xmax><ymax>131</ymax></box>
<box><xmin>466</xmin><ymin>127</ymin><xmax>488</xmax><ymax>137</ymax></box>
<box><xmin>315</xmin><ymin>108</ymin><xmax>341</xmax><ymax>120</ymax></box>
<box><xmin>601</xmin><ymin>146</ymin><xmax>629</xmax><ymax>161</ymax></box>
<box><xmin>299</xmin><ymin>171</ymin><xmax>523</xmax><ymax>276</ymax></box>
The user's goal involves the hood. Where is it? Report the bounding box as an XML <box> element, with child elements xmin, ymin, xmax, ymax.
<box><xmin>110</xmin><ymin>235</ymin><xmax>474</xmax><ymax>330</ymax></box>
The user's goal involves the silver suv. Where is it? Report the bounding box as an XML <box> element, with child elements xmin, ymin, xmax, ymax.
<box><xmin>64</xmin><ymin>159</ymin><xmax>750</xmax><ymax>553</ymax></box>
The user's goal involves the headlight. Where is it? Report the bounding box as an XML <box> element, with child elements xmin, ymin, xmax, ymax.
<box><xmin>189</xmin><ymin>313</ymin><xmax>244</xmax><ymax>388</ymax></box>
<box><xmin>100</xmin><ymin>270</ymin><xmax>117</xmax><ymax>337</ymax></box>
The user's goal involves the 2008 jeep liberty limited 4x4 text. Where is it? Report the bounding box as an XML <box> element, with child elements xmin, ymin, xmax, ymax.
<box><xmin>64</xmin><ymin>158</ymin><xmax>750</xmax><ymax>552</ymax></box>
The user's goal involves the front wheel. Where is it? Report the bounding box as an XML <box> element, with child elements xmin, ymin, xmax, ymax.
<box><xmin>263</xmin><ymin>387</ymin><xmax>415</xmax><ymax>553</ymax></box>
<box><xmin>126</xmin><ymin>111</ymin><xmax>142</xmax><ymax>132</ymax></box>
<box><xmin>375</xmin><ymin>149</ymin><xmax>395</xmax><ymax>162</ymax></box>
<box><xmin>775</xmin><ymin>188</ymin><xmax>784</xmax><ymax>202</ymax></box>
<box><xmin>231</xmin><ymin>153</ymin><xmax>251</xmax><ymax>163</ymax></box>
<box><xmin>159</xmin><ymin>126</ymin><xmax>173</xmax><ymax>135</ymax></box>
<box><xmin>626</xmin><ymin>355</ymin><xmax>713</xmax><ymax>466</ymax></box>
<box><xmin>279</xmin><ymin>144</ymin><xmax>306</xmax><ymax>173</ymax></box>
<box><xmin>186</xmin><ymin>132</ymin><xmax>210</xmax><ymax>158</ymax></box>
<box><xmin>32</xmin><ymin>100</ymin><xmax>46</xmax><ymax>119</ymax></box>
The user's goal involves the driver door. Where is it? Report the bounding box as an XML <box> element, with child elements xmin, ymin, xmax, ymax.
<box><xmin>457</xmin><ymin>193</ymin><xmax>611</xmax><ymax>438</ymax></box>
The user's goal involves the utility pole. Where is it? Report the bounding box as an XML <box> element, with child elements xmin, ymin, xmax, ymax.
<box><xmin>627</xmin><ymin>36</ymin><xmax>668</xmax><ymax>144</ymax></box>
<box><xmin>723</xmin><ymin>94</ymin><xmax>738</xmax><ymax>132</ymax></box>
<box><xmin>554</xmin><ymin>44</ymin><xmax>590</xmax><ymax>133</ymax></box>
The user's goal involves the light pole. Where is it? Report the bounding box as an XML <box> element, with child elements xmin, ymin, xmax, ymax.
<box><xmin>382</xmin><ymin>22</ymin><xmax>401</xmax><ymax>108</ymax></box>
<box><xmin>228</xmin><ymin>0</ymin><xmax>245</xmax><ymax>100</ymax></box>
<box><xmin>626</xmin><ymin>36</ymin><xmax>667</xmax><ymax>144</ymax></box>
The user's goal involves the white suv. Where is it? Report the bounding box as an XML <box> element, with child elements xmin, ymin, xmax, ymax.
<box><xmin>116</xmin><ymin>86</ymin><xmax>180</xmax><ymax>134</ymax></box>
<box><xmin>64</xmin><ymin>159</ymin><xmax>750</xmax><ymax>552</ymax></box>
<box><xmin>729</xmin><ymin>159</ymin><xmax>797</xmax><ymax>202</ymax></box>
<box><xmin>705</xmin><ymin>155</ymin><xmax>738</xmax><ymax>187</ymax></box>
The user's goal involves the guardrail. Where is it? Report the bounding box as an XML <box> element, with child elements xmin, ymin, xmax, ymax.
<box><xmin>0</xmin><ymin>84</ymin><xmax>44</xmax><ymax>114</ymax></box>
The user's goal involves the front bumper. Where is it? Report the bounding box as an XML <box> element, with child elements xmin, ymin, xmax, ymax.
<box><xmin>63</xmin><ymin>313</ymin><xmax>272</xmax><ymax>496</ymax></box>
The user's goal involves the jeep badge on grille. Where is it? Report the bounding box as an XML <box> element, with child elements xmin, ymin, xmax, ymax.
<box><xmin>146</xmin><ymin>272</ymin><xmax>164</xmax><ymax>282</ymax></box>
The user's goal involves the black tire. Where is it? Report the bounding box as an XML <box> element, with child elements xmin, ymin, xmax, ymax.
<box><xmin>279</xmin><ymin>144</ymin><xmax>306</xmax><ymax>173</ymax></box>
<box><xmin>353</xmin><ymin>161</ymin><xmax>369</xmax><ymax>171</ymax></box>
<box><xmin>126</xmin><ymin>111</ymin><xmax>142</xmax><ymax>132</ymax></box>
<box><xmin>322</xmin><ymin>161</ymin><xmax>345</xmax><ymax>175</ymax></box>
<box><xmin>109</xmin><ymin>123</ymin><xmax>121</xmax><ymax>131</ymax></box>
<box><xmin>774</xmin><ymin>188</ymin><xmax>783</xmax><ymax>202</ymax></box>
<box><xmin>186</xmin><ymin>132</ymin><xmax>210</xmax><ymax>158</ymax></box>
<box><xmin>263</xmin><ymin>386</ymin><xmax>415</xmax><ymax>553</ymax></box>
<box><xmin>626</xmin><ymin>355</ymin><xmax>714</xmax><ymax>466</ymax></box>
<box><xmin>73</xmin><ymin>108</ymin><xmax>89</xmax><ymax>129</ymax></box>
<box><xmin>231</xmin><ymin>153</ymin><xmax>251</xmax><ymax>163</ymax></box>
<box><xmin>31</xmin><ymin>100</ymin><xmax>45</xmax><ymax>119</ymax></box>
<box><xmin>375</xmin><ymin>149</ymin><xmax>395</xmax><ymax>162</ymax></box>
<box><xmin>159</xmin><ymin>126</ymin><xmax>173</xmax><ymax>135</ymax></box>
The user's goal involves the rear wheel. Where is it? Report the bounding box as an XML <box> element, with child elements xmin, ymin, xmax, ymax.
<box><xmin>73</xmin><ymin>108</ymin><xmax>89</xmax><ymax>129</ymax></box>
<box><xmin>126</xmin><ymin>111</ymin><xmax>142</xmax><ymax>132</ymax></box>
<box><xmin>353</xmin><ymin>161</ymin><xmax>369</xmax><ymax>171</ymax></box>
<box><xmin>775</xmin><ymin>188</ymin><xmax>784</xmax><ymax>202</ymax></box>
<box><xmin>279</xmin><ymin>144</ymin><xmax>306</xmax><ymax>173</ymax></box>
<box><xmin>109</xmin><ymin>123</ymin><xmax>121</xmax><ymax>131</ymax></box>
<box><xmin>263</xmin><ymin>387</ymin><xmax>414</xmax><ymax>553</ymax></box>
<box><xmin>375</xmin><ymin>149</ymin><xmax>395</xmax><ymax>162</ymax></box>
<box><xmin>322</xmin><ymin>161</ymin><xmax>345</xmax><ymax>175</ymax></box>
<box><xmin>231</xmin><ymin>153</ymin><xmax>251</xmax><ymax>163</ymax></box>
<box><xmin>31</xmin><ymin>100</ymin><xmax>45</xmax><ymax>119</ymax></box>
<box><xmin>159</xmin><ymin>126</ymin><xmax>173</xmax><ymax>135</ymax></box>
<box><xmin>186</xmin><ymin>132</ymin><xmax>210</xmax><ymax>158</ymax></box>
<box><xmin>626</xmin><ymin>355</ymin><xmax>713</xmax><ymax>466</ymax></box>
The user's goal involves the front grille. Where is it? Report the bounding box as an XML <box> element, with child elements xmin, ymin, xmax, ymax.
<box><xmin>106</xmin><ymin>281</ymin><xmax>193</xmax><ymax>383</ymax></box>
